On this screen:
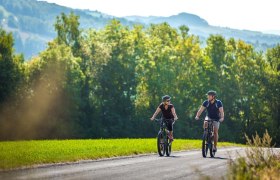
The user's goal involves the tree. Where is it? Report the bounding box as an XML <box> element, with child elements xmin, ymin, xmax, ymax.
<box><xmin>265</xmin><ymin>45</ymin><xmax>280</xmax><ymax>143</ymax></box>
<box><xmin>24</xmin><ymin>42</ymin><xmax>85</xmax><ymax>139</ymax></box>
<box><xmin>0</xmin><ymin>28</ymin><xmax>24</xmax><ymax>104</ymax></box>
<box><xmin>266</xmin><ymin>44</ymin><xmax>280</xmax><ymax>72</ymax></box>
<box><xmin>93</xmin><ymin>20</ymin><xmax>137</xmax><ymax>137</ymax></box>
<box><xmin>205</xmin><ymin>35</ymin><xmax>226</xmax><ymax>68</ymax></box>
<box><xmin>0</xmin><ymin>28</ymin><xmax>26</xmax><ymax>140</ymax></box>
<box><xmin>54</xmin><ymin>12</ymin><xmax>81</xmax><ymax>56</ymax></box>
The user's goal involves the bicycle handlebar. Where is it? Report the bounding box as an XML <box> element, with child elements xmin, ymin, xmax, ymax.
<box><xmin>197</xmin><ymin>118</ymin><xmax>221</xmax><ymax>122</ymax></box>
<box><xmin>154</xmin><ymin>118</ymin><xmax>176</xmax><ymax>124</ymax></box>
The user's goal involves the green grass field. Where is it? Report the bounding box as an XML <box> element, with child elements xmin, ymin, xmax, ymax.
<box><xmin>0</xmin><ymin>139</ymin><xmax>240</xmax><ymax>170</ymax></box>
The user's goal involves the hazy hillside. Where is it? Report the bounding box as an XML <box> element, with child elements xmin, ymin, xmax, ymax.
<box><xmin>0</xmin><ymin>0</ymin><xmax>133</xmax><ymax>59</ymax></box>
<box><xmin>125</xmin><ymin>13</ymin><xmax>209</xmax><ymax>27</ymax></box>
<box><xmin>125</xmin><ymin>13</ymin><xmax>280</xmax><ymax>50</ymax></box>
<box><xmin>0</xmin><ymin>0</ymin><xmax>279</xmax><ymax>59</ymax></box>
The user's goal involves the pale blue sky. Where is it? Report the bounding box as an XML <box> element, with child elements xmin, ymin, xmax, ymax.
<box><xmin>42</xmin><ymin>0</ymin><xmax>280</xmax><ymax>32</ymax></box>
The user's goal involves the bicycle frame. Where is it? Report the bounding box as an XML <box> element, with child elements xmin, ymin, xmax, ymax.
<box><xmin>159</xmin><ymin>120</ymin><xmax>167</xmax><ymax>136</ymax></box>
<box><xmin>205</xmin><ymin>119</ymin><xmax>214</xmax><ymax>146</ymax></box>
<box><xmin>157</xmin><ymin>119</ymin><xmax>168</xmax><ymax>144</ymax></box>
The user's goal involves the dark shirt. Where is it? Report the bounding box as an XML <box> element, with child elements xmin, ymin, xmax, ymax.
<box><xmin>202</xmin><ymin>100</ymin><xmax>223</xmax><ymax>119</ymax></box>
<box><xmin>159</xmin><ymin>103</ymin><xmax>174</xmax><ymax>119</ymax></box>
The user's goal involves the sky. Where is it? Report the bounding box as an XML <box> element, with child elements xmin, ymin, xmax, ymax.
<box><xmin>42</xmin><ymin>0</ymin><xmax>280</xmax><ymax>32</ymax></box>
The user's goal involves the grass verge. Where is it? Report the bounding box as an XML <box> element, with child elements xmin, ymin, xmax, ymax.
<box><xmin>0</xmin><ymin>138</ymin><xmax>240</xmax><ymax>170</ymax></box>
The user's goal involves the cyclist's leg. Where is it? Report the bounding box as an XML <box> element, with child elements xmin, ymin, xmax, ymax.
<box><xmin>213</xmin><ymin>121</ymin><xmax>220</xmax><ymax>150</ymax></box>
<box><xmin>167</xmin><ymin>119</ymin><xmax>174</xmax><ymax>140</ymax></box>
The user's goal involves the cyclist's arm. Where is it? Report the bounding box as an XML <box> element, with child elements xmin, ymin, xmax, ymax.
<box><xmin>219</xmin><ymin>107</ymin><xmax>224</xmax><ymax>122</ymax></box>
<box><xmin>195</xmin><ymin>106</ymin><xmax>206</xmax><ymax>119</ymax></box>
<box><xmin>151</xmin><ymin>108</ymin><xmax>161</xmax><ymax>120</ymax></box>
<box><xmin>171</xmin><ymin>107</ymin><xmax>178</xmax><ymax>120</ymax></box>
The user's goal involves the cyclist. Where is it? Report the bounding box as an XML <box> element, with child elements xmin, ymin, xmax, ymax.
<box><xmin>195</xmin><ymin>90</ymin><xmax>224</xmax><ymax>152</ymax></box>
<box><xmin>151</xmin><ymin>95</ymin><xmax>178</xmax><ymax>141</ymax></box>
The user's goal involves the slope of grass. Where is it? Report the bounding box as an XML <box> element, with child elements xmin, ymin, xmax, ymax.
<box><xmin>0</xmin><ymin>139</ymin><xmax>240</xmax><ymax>170</ymax></box>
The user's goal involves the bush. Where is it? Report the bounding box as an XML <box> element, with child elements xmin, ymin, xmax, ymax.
<box><xmin>228</xmin><ymin>130</ymin><xmax>280</xmax><ymax>180</ymax></box>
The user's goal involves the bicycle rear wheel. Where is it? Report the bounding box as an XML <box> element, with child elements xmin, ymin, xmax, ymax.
<box><xmin>157</xmin><ymin>132</ymin><xmax>165</xmax><ymax>156</ymax></box>
<box><xmin>165</xmin><ymin>137</ymin><xmax>172</xmax><ymax>156</ymax></box>
<box><xmin>202</xmin><ymin>132</ymin><xmax>208</xmax><ymax>158</ymax></box>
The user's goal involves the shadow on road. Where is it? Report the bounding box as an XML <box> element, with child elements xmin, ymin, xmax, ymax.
<box><xmin>213</xmin><ymin>156</ymin><xmax>229</xmax><ymax>160</ymax></box>
<box><xmin>168</xmin><ymin>155</ymin><xmax>181</xmax><ymax>158</ymax></box>
<box><xmin>158</xmin><ymin>155</ymin><xmax>181</xmax><ymax>158</ymax></box>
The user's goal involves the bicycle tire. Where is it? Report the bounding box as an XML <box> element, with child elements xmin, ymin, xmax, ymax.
<box><xmin>209</xmin><ymin>136</ymin><xmax>215</xmax><ymax>158</ymax></box>
<box><xmin>157</xmin><ymin>132</ymin><xmax>165</xmax><ymax>156</ymax></box>
<box><xmin>202</xmin><ymin>132</ymin><xmax>208</xmax><ymax>158</ymax></box>
<box><xmin>210</xmin><ymin>148</ymin><xmax>215</xmax><ymax>157</ymax></box>
<box><xmin>165</xmin><ymin>137</ymin><xmax>172</xmax><ymax>156</ymax></box>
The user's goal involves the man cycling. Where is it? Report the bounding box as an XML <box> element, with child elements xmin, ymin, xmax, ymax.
<box><xmin>151</xmin><ymin>95</ymin><xmax>178</xmax><ymax>141</ymax></box>
<box><xmin>195</xmin><ymin>90</ymin><xmax>224</xmax><ymax>152</ymax></box>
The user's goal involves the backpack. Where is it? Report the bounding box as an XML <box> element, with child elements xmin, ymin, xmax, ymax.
<box><xmin>206</xmin><ymin>100</ymin><xmax>219</xmax><ymax>109</ymax></box>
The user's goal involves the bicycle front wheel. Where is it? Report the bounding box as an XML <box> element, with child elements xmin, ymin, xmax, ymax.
<box><xmin>202</xmin><ymin>132</ymin><xmax>208</xmax><ymax>158</ymax></box>
<box><xmin>157</xmin><ymin>132</ymin><xmax>165</xmax><ymax>156</ymax></box>
<box><xmin>209</xmin><ymin>137</ymin><xmax>215</xmax><ymax>158</ymax></box>
<box><xmin>165</xmin><ymin>137</ymin><xmax>172</xmax><ymax>156</ymax></box>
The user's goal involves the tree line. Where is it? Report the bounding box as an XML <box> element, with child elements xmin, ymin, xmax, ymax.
<box><xmin>0</xmin><ymin>12</ymin><xmax>279</xmax><ymax>144</ymax></box>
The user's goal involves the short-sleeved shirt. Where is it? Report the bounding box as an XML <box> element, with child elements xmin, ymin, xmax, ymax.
<box><xmin>202</xmin><ymin>100</ymin><xmax>223</xmax><ymax>119</ymax></box>
<box><xmin>158</xmin><ymin>103</ymin><xmax>174</xmax><ymax>119</ymax></box>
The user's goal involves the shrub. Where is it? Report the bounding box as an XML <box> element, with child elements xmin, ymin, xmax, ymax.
<box><xmin>228</xmin><ymin>130</ymin><xmax>280</xmax><ymax>180</ymax></box>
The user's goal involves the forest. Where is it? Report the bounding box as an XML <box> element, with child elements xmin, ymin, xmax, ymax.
<box><xmin>0</xmin><ymin>12</ymin><xmax>279</xmax><ymax>144</ymax></box>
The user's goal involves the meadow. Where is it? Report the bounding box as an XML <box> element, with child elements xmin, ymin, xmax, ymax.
<box><xmin>0</xmin><ymin>139</ymin><xmax>239</xmax><ymax>170</ymax></box>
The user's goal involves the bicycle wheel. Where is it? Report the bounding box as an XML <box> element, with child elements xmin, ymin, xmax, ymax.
<box><xmin>202</xmin><ymin>132</ymin><xmax>208</xmax><ymax>158</ymax></box>
<box><xmin>165</xmin><ymin>137</ymin><xmax>172</xmax><ymax>156</ymax></box>
<box><xmin>157</xmin><ymin>132</ymin><xmax>165</xmax><ymax>156</ymax></box>
<box><xmin>209</xmin><ymin>136</ymin><xmax>215</xmax><ymax>158</ymax></box>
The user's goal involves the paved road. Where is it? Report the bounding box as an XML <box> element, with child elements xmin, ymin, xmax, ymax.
<box><xmin>1</xmin><ymin>147</ymin><xmax>245</xmax><ymax>180</ymax></box>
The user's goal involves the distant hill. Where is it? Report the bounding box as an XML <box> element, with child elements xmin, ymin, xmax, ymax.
<box><xmin>0</xmin><ymin>0</ymin><xmax>133</xmax><ymax>59</ymax></box>
<box><xmin>262</xmin><ymin>30</ymin><xmax>280</xmax><ymax>36</ymax></box>
<box><xmin>0</xmin><ymin>0</ymin><xmax>279</xmax><ymax>59</ymax></box>
<box><xmin>125</xmin><ymin>13</ymin><xmax>280</xmax><ymax>50</ymax></box>
<box><xmin>125</xmin><ymin>12</ymin><xmax>209</xmax><ymax>27</ymax></box>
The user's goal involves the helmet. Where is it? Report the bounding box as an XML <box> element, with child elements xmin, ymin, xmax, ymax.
<box><xmin>206</xmin><ymin>90</ymin><xmax>217</xmax><ymax>96</ymax></box>
<box><xmin>162</xmin><ymin>95</ymin><xmax>171</xmax><ymax>101</ymax></box>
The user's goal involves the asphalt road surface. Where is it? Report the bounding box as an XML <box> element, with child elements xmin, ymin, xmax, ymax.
<box><xmin>0</xmin><ymin>147</ymin><xmax>245</xmax><ymax>180</ymax></box>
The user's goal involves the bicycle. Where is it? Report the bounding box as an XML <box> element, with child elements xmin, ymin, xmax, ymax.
<box><xmin>155</xmin><ymin>118</ymin><xmax>174</xmax><ymax>156</ymax></box>
<box><xmin>201</xmin><ymin>118</ymin><xmax>219</xmax><ymax>158</ymax></box>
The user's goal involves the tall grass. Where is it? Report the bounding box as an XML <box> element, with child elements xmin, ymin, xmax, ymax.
<box><xmin>228</xmin><ymin>131</ymin><xmax>280</xmax><ymax>180</ymax></box>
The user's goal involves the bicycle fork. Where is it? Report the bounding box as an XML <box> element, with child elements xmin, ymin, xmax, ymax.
<box><xmin>204</xmin><ymin>129</ymin><xmax>213</xmax><ymax>144</ymax></box>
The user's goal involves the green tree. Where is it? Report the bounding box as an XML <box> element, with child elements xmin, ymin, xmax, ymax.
<box><xmin>265</xmin><ymin>45</ymin><xmax>280</xmax><ymax>143</ymax></box>
<box><xmin>93</xmin><ymin>20</ymin><xmax>136</xmax><ymax>137</ymax></box>
<box><xmin>25</xmin><ymin>42</ymin><xmax>85</xmax><ymax>139</ymax></box>
<box><xmin>266</xmin><ymin>44</ymin><xmax>280</xmax><ymax>71</ymax></box>
<box><xmin>205</xmin><ymin>35</ymin><xmax>226</xmax><ymax>68</ymax></box>
<box><xmin>0</xmin><ymin>28</ymin><xmax>24</xmax><ymax>104</ymax></box>
<box><xmin>54</xmin><ymin>12</ymin><xmax>81</xmax><ymax>56</ymax></box>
